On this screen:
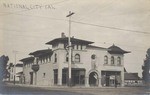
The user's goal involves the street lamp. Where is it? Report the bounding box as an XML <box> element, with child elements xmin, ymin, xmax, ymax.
<box><xmin>66</xmin><ymin>11</ymin><xmax>74</xmax><ymax>86</ymax></box>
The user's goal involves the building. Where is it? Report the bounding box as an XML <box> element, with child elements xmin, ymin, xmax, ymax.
<box><xmin>124</xmin><ymin>73</ymin><xmax>143</xmax><ymax>86</ymax></box>
<box><xmin>8</xmin><ymin>63</ymin><xmax>23</xmax><ymax>83</ymax></box>
<box><xmin>20</xmin><ymin>33</ymin><xmax>130</xmax><ymax>87</ymax></box>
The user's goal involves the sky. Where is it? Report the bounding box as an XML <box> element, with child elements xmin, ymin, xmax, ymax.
<box><xmin>0</xmin><ymin>0</ymin><xmax>150</xmax><ymax>77</ymax></box>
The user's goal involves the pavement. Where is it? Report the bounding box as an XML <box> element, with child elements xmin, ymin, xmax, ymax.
<box><xmin>0</xmin><ymin>82</ymin><xmax>150</xmax><ymax>95</ymax></box>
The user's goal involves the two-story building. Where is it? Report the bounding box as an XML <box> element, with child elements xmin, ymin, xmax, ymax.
<box><xmin>20</xmin><ymin>33</ymin><xmax>130</xmax><ymax>87</ymax></box>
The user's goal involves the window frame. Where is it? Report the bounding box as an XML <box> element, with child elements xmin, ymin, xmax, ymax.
<box><xmin>74</xmin><ymin>54</ymin><xmax>80</xmax><ymax>63</ymax></box>
<box><xmin>104</xmin><ymin>55</ymin><xmax>108</xmax><ymax>64</ymax></box>
<box><xmin>111</xmin><ymin>56</ymin><xmax>115</xmax><ymax>65</ymax></box>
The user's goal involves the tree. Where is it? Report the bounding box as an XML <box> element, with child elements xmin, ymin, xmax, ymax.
<box><xmin>0</xmin><ymin>55</ymin><xmax>9</xmax><ymax>82</ymax></box>
<box><xmin>142</xmin><ymin>48</ymin><xmax>150</xmax><ymax>86</ymax></box>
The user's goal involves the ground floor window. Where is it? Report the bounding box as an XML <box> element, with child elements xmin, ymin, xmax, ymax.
<box><xmin>62</xmin><ymin>69</ymin><xmax>68</xmax><ymax>85</ymax></box>
<box><xmin>62</xmin><ymin>68</ymin><xmax>85</xmax><ymax>86</ymax></box>
<box><xmin>101</xmin><ymin>71</ymin><xmax>121</xmax><ymax>87</ymax></box>
<box><xmin>54</xmin><ymin>69</ymin><xmax>58</xmax><ymax>85</ymax></box>
<box><xmin>72</xmin><ymin>70</ymin><xmax>85</xmax><ymax>86</ymax></box>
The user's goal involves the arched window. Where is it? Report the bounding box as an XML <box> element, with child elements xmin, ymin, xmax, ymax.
<box><xmin>111</xmin><ymin>56</ymin><xmax>114</xmax><ymax>65</ymax></box>
<box><xmin>66</xmin><ymin>53</ymin><xmax>69</xmax><ymax>62</ymax></box>
<box><xmin>75</xmin><ymin>54</ymin><xmax>80</xmax><ymax>62</ymax></box>
<box><xmin>54</xmin><ymin>53</ymin><xmax>57</xmax><ymax>62</ymax></box>
<box><xmin>104</xmin><ymin>55</ymin><xmax>108</xmax><ymax>64</ymax></box>
<box><xmin>117</xmin><ymin>57</ymin><xmax>121</xmax><ymax>65</ymax></box>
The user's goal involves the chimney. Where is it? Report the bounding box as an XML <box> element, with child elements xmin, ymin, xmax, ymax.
<box><xmin>61</xmin><ymin>32</ymin><xmax>66</xmax><ymax>38</ymax></box>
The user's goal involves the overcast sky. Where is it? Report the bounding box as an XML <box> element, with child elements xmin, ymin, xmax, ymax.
<box><xmin>0</xmin><ymin>0</ymin><xmax>150</xmax><ymax>77</ymax></box>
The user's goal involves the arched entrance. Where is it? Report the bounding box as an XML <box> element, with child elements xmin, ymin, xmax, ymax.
<box><xmin>89</xmin><ymin>72</ymin><xmax>99</xmax><ymax>86</ymax></box>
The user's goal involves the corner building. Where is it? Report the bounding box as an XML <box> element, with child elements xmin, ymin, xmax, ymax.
<box><xmin>21</xmin><ymin>34</ymin><xmax>130</xmax><ymax>87</ymax></box>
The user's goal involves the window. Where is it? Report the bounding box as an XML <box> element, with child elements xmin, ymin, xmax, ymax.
<box><xmin>117</xmin><ymin>57</ymin><xmax>121</xmax><ymax>65</ymax></box>
<box><xmin>66</xmin><ymin>53</ymin><xmax>69</xmax><ymax>62</ymax></box>
<box><xmin>54</xmin><ymin>53</ymin><xmax>57</xmax><ymax>62</ymax></box>
<box><xmin>75</xmin><ymin>54</ymin><xmax>80</xmax><ymax>62</ymax></box>
<box><xmin>77</xmin><ymin>45</ymin><xmax>79</xmax><ymax>50</ymax></box>
<box><xmin>54</xmin><ymin>69</ymin><xmax>58</xmax><ymax>84</ymax></box>
<box><xmin>111</xmin><ymin>56</ymin><xmax>114</xmax><ymax>65</ymax></box>
<box><xmin>81</xmin><ymin>45</ymin><xmax>82</xmax><ymax>50</ymax></box>
<box><xmin>43</xmin><ymin>73</ymin><xmax>46</xmax><ymax>78</ymax></box>
<box><xmin>104</xmin><ymin>55</ymin><xmax>108</xmax><ymax>64</ymax></box>
<box><xmin>91</xmin><ymin>54</ymin><xmax>96</xmax><ymax>60</ymax></box>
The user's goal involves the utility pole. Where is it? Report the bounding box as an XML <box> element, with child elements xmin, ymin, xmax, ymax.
<box><xmin>13</xmin><ymin>50</ymin><xmax>18</xmax><ymax>85</ymax></box>
<box><xmin>66</xmin><ymin>11</ymin><xmax>74</xmax><ymax>87</ymax></box>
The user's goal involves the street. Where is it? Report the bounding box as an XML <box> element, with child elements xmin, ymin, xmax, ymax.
<box><xmin>0</xmin><ymin>83</ymin><xmax>150</xmax><ymax>95</ymax></box>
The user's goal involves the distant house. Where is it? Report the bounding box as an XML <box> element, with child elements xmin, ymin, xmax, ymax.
<box><xmin>124</xmin><ymin>72</ymin><xmax>143</xmax><ymax>86</ymax></box>
<box><xmin>20</xmin><ymin>33</ymin><xmax>130</xmax><ymax>87</ymax></box>
<box><xmin>8</xmin><ymin>63</ymin><xmax>23</xmax><ymax>83</ymax></box>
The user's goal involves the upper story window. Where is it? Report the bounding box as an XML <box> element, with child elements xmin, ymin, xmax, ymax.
<box><xmin>117</xmin><ymin>57</ymin><xmax>121</xmax><ymax>65</ymax></box>
<box><xmin>66</xmin><ymin>53</ymin><xmax>69</xmax><ymax>62</ymax></box>
<box><xmin>111</xmin><ymin>56</ymin><xmax>114</xmax><ymax>65</ymax></box>
<box><xmin>104</xmin><ymin>55</ymin><xmax>108</xmax><ymax>64</ymax></box>
<box><xmin>74</xmin><ymin>54</ymin><xmax>80</xmax><ymax>62</ymax></box>
<box><xmin>77</xmin><ymin>45</ymin><xmax>79</xmax><ymax>50</ymax></box>
<box><xmin>81</xmin><ymin>45</ymin><xmax>83</xmax><ymax>50</ymax></box>
<box><xmin>43</xmin><ymin>73</ymin><xmax>46</xmax><ymax>78</ymax></box>
<box><xmin>91</xmin><ymin>54</ymin><xmax>96</xmax><ymax>60</ymax></box>
<box><xmin>54</xmin><ymin>53</ymin><xmax>57</xmax><ymax>63</ymax></box>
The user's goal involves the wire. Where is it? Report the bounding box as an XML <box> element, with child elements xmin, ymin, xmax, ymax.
<box><xmin>72</xmin><ymin>20</ymin><xmax>150</xmax><ymax>35</ymax></box>
<box><xmin>1</xmin><ymin>11</ymin><xmax>150</xmax><ymax>35</ymax></box>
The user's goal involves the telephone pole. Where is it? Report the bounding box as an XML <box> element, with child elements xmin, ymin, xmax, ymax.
<box><xmin>66</xmin><ymin>11</ymin><xmax>74</xmax><ymax>86</ymax></box>
<box><xmin>13</xmin><ymin>50</ymin><xmax>18</xmax><ymax>85</ymax></box>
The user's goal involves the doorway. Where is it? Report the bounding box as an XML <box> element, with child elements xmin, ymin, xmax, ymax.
<box><xmin>89</xmin><ymin>72</ymin><xmax>98</xmax><ymax>86</ymax></box>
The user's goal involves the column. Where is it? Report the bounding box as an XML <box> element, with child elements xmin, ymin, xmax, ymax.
<box><xmin>57</xmin><ymin>68</ymin><xmax>62</xmax><ymax>85</ymax></box>
<box><xmin>121</xmin><ymin>71</ymin><xmax>124</xmax><ymax>87</ymax></box>
<box><xmin>85</xmin><ymin>76</ymin><xmax>89</xmax><ymax>87</ymax></box>
<box><xmin>98</xmin><ymin>71</ymin><xmax>102</xmax><ymax>87</ymax></box>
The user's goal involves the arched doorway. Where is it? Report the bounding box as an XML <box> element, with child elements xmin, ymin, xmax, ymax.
<box><xmin>89</xmin><ymin>72</ymin><xmax>99</xmax><ymax>86</ymax></box>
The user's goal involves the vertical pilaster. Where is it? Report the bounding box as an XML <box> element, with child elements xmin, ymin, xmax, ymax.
<box><xmin>57</xmin><ymin>69</ymin><xmax>62</xmax><ymax>85</ymax></box>
<box><xmin>121</xmin><ymin>70</ymin><xmax>124</xmax><ymax>87</ymax></box>
<box><xmin>85</xmin><ymin>76</ymin><xmax>89</xmax><ymax>87</ymax></box>
<box><xmin>98</xmin><ymin>71</ymin><xmax>102</xmax><ymax>87</ymax></box>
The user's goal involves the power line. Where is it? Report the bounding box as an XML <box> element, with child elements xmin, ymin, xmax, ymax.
<box><xmin>1</xmin><ymin>11</ymin><xmax>150</xmax><ymax>35</ymax></box>
<box><xmin>72</xmin><ymin>20</ymin><xmax>150</xmax><ymax>35</ymax></box>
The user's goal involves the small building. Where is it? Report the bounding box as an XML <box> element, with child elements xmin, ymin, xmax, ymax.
<box><xmin>124</xmin><ymin>73</ymin><xmax>143</xmax><ymax>86</ymax></box>
<box><xmin>20</xmin><ymin>33</ymin><xmax>130</xmax><ymax>87</ymax></box>
<box><xmin>8</xmin><ymin>63</ymin><xmax>23</xmax><ymax>83</ymax></box>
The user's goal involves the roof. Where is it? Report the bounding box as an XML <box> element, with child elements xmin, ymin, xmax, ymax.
<box><xmin>86</xmin><ymin>45</ymin><xmax>107</xmax><ymax>50</ymax></box>
<box><xmin>8</xmin><ymin>63</ymin><xmax>23</xmax><ymax>67</ymax></box>
<box><xmin>108</xmin><ymin>44</ymin><xmax>130</xmax><ymax>54</ymax></box>
<box><xmin>20</xmin><ymin>57</ymin><xmax>34</xmax><ymax>62</ymax></box>
<box><xmin>29</xmin><ymin>49</ymin><xmax>53</xmax><ymax>57</ymax></box>
<box><xmin>124</xmin><ymin>73</ymin><xmax>141</xmax><ymax>80</ymax></box>
<box><xmin>15</xmin><ymin>64</ymin><xmax>23</xmax><ymax>67</ymax></box>
<box><xmin>46</xmin><ymin>37</ymin><xmax>94</xmax><ymax>45</ymax></box>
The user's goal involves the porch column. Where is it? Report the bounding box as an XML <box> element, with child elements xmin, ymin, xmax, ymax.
<box><xmin>98</xmin><ymin>76</ymin><xmax>102</xmax><ymax>87</ymax></box>
<box><xmin>121</xmin><ymin>71</ymin><xmax>124</xmax><ymax>87</ymax></box>
<box><xmin>85</xmin><ymin>76</ymin><xmax>89</xmax><ymax>87</ymax></box>
<box><xmin>57</xmin><ymin>68</ymin><xmax>62</xmax><ymax>85</ymax></box>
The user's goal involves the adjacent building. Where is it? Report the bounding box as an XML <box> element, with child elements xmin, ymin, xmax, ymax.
<box><xmin>8</xmin><ymin>63</ymin><xmax>23</xmax><ymax>83</ymax></box>
<box><xmin>20</xmin><ymin>33</ymin><xmax>130</xmax><ymax>87</ymax></box>
<box><xmin>124</xmin><ymin>72</ymin><xmax>143</xmax><ymax>86</ymax></box>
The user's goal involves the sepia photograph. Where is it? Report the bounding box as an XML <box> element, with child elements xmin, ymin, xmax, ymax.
<box><xmin>0</xmin><ymin>0</ymin><xmax>150</xmax><ymax>95</ymax></box>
